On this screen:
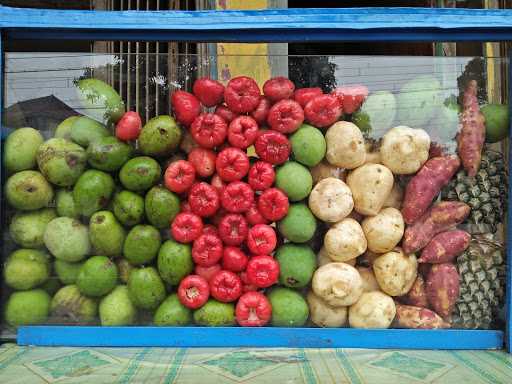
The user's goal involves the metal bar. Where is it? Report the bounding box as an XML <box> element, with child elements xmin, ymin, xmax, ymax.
<box><xmin>155</xmin><ymin>0</ymin><xmax>159</xmax><ymax>116</ymax></box>
<box><xmin>17</xmin><ymin>326</ymin><xmax>504</xmax><ymax>349</ymax></box>
<box><xmin>145</xmin><ymin>0</ymin><xmax>149</xmax><ymax>122</ymax></box>
<box><xmin>135</xmin><ymin>0</ymin><xmax>140</xmax><ymax>115</ymax></box>
<box><xmin>507</xmin><ymin>50</ymin><xmax>512</xmax><ymax>353</ymax></box>
<box><xmin>126</xmin><ymin>0</ymin><xmax>131</xmax><ymax>111</ymax></box>
<box><xmin>119</xmin><ymin>0</ymin><xmax>124</xmax><ymax>103</ymax></box>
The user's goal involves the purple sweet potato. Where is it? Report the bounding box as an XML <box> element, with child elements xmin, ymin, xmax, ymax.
<box><xmin>425</xmin><ymin>263</ymin><xmax>460</xmax><ymax>320</ymax></box>
<box><xmin>399</xmin><ymin>275</ymin><xmax>429</xmax><ymax>308</ymax></box>
<box><xmin>394</xmin><ymin>304</ymin><xmax>450</xmax><ymax>329</ymax></box>
<box><xmin>402</xmin><ymin>155</ymin><xmax>461</xmax><ymax>225</ymax></box>
<box><xmin>418</xmin><ymin>230</ymin><xmax>471</xmax><ymax>264</ymax></box>
<box><xmin>402</xmin><ymin>201</ymin><xmax>470</xmax><ymax>254</ymax></box>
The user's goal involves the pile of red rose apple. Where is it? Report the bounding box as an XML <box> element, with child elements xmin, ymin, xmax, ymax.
<box><xmin>166</xmin><ymin>75</ymin><xmax>344</xmax><ymax>327</ymax></box>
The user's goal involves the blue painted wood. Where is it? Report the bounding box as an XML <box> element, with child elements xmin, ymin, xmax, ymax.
<box><xmin>17</xmin><ymin>326</ymin><xmax>503</xmax><ymax>349</ymax></box>
<box><xmin>3</xmin><ymin>6</ymin><xmax>512</xmax><ymax>42</ymax></box>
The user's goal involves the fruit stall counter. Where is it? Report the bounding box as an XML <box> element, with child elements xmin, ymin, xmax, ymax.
<box><xmin>0</xmin><ymin>6</ymin><xmax>512</xmax><ymax>351</ymax></box>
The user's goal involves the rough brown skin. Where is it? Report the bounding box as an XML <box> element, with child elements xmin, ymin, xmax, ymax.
<box><xmin>418</xmin><ymin>230</ymin><xmax>471</xmax><ymax>264</ymax></box>
<box><xmin>457</xmin><ymin>80</ymin><xmax>485</xmax><ymax>177</ymax></box>
<box><xmin>402</xmin><ymin>201</ymin><xmax>470</xmax><ymax>254</ymax></box>
<box><xmin>394</xmin><ymin>304</ymin><xmax>450</xmax><ymax>329</ymax></box>
<box><xmin>402</xmin><ymin>155</ymin><xmax>461</xmax><ymax>225</ymax></box>
<box><xmin>425</xmin><ymin>263</ymin><xmax>460</xmax><ymax>320</ymax></box>
<box><xmin>399</xmin><ymin>275</ymin><xmax>429</xmax><ymax>308</ymax></box>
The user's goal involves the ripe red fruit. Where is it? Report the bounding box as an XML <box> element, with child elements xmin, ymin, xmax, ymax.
<box><xmin>188</xmin><ymin>182</ymin><xmax>220</xmax><ymax>218</ymax></box>
<box><xmin>190</xmin><ymin>113</ymin><xmax>228</xmax><ymax>149</ymax></box>
<box><xmin>116</xmin><ymin>111</ymin><xmax>142</xmax><ymax>141</ymax></box>
<box><xmin>178</xmin><ymin>275</ymin><xmax>210</xmax><ymax>309</ymax></box>
<box><xmin>248</xmin><ymin>161</ymin><xmax>275</xmax><ymax>191</ymax></box>
<box><xmin>195</xmin><ymin>264</ymin><xmax>222</xmax><ymax>282</ymax></box>
<box><xmin>193</xmin><ymin>77</ymin><xmax>225</xmax><ymax>107</ymax></box>
<box><xmin>228</xmin><ymin>116</ymin><xmax>259</xmax><ymax>149</ymax></box>
<box><xmin>294</xmin><ymin>87</ymin><xmax>323</xmax><ymax>108</ymax></box>
<box><xmin>211</xmin><ymin>173</ymin><xmax>226</xmax><ymax>195</ymax></box>
<box><xmin>240</xmin><ymin>271</ymin><xmax>259</xmax><ymax>293</ymax></box>
<box><xmin>245</xmin><ymin>202</ymin><xmax>270</xmax><ymax>226</ymax></box>
<box><xmin>221</xmin><ymin>181</ymin><xmax>255</xmax><ymax>213</ymax></box>
<box><xmin>236</xmin><ymin>291</ymin><xmax>272</xmax><ymax>327</ymax></box>
<box><xmin>267</xmin><ymin>99</ymin><xmax>304</xmax><ymax>134</ymax></box>
<box><xmin>224</xmin><ymin>76</ymin><xmax>261</xmax><ymax>113</ymax></box>
<box><xmin>188</xmin><ymin>148</ymin><xmax>217</xmax><ymax>178</ymax></box>
<box><xmin>331</xmin><ymin>84</ymin><xmax>369</xmax><ymax>114</ymax></box>
<box><xmin>210</xmin><ymin>270</ymin><xmax>242</xmax><ymax>303</ymax></box>
<box><xmin>254</xmin><ymin>130</ymin><xmax>291</xmax><ymax>165</ymax></box>
<box><xmin>164</xmin><ymin>160</ymin><xmax>196</xmax><ymax>194</ymax></box>
<box><xmin>263</xmin><ymin>76</ymin><xmax>295</xmax><ymax>102</ymax></box>
<box><xmin>192</xmin><ymin>233</ymin><xmax>223</xmax><ymax>267</ymax></box>
<box><xmin>251</xmin><ymin>97</ymin><xmax>271</xmax><ymax>125</ymax></box>
<box><xmin>171</xmin><ymin>212</ymin><xmax>203</xmax><ymax>243</ymax></box>
<box><xmin>202</xmin><ymin>224</ymin><xmax>219</xmax><ymax>237</ymax></box>
<box><xmin>304</xmin><ymin>94</ymin><xmax>342</xmax><ymax>128</ymax></box>
<box><xmin>258</xmin><ymin>188</ymin><xmax>289</xmax><ymax>221</ymax></box>
<box><xmin>247</xmin><ymin>224</ymin><xmax>277</xmax><ymax>255</ymax></box>
<box><xmin>215</xmin><ymin>104</ymin><xmax>239</xmax><ymax>123</ymax></box>
<box><xmin>215</xmin><ymin>147</ymin><xmax>250</xmax><ymax>182</ymax></box>
<box><xmin>218</xmin><ymin>213</ymin><xmax>249</xmax><ymax>246</ymax></box>
<box><xmin>222</xmin><ymin>247</ymin><xmax>249</xmax><ymax>272</ymax></box>
<box><xmin>246</xmin><ymin>255</ymin><xmax>280</xmax><ymax>288</ymax></box>
<box><xmin>171</xmin><ymin>90</ymin><xmax>201</xmax><ymax>126</ymax></box>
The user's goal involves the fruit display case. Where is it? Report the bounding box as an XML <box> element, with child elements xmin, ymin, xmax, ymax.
<box><xmin>1</xmin><ymin>6</ymin><xmax>512</xmax><ymax>351</ymax></box>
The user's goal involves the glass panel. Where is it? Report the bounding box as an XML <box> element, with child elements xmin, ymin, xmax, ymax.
<box><xmin>1</xmin><ymin>52</ymin><xmax>508</xmax><ymax>336</ymax></box>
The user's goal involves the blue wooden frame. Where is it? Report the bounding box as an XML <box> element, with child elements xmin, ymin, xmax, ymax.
<box><xmin>1</xmin><ymin>5</ymin><xmax>512</xmax><ymax>351</ymax></box>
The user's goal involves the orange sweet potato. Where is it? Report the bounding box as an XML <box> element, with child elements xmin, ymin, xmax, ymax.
<box><xmin>425</xmin><ymin>263</ymin><xmax>460</xmax><ymax>320</ymax></box>
<box><xmin>402</xmin><ymin>155</ymin><xmax>461</xmax><ymax>224</ymax></box>
<box><xmin>399</xmin><ymin>275</ymin><xmax>429</xmax><ymax>308</ymax></box>
<box><xmin>402</xmin><ymin>201</ymin><xmax>470</xmax><ymax>254</ymax></box>
<box><xmin>395</xmin><ymin>304</ymin><xmax>450</xmax><ymax>329</ymax></box>
<box><xmin>457</xmin><ymin>80</ymin><xmax>485</xmax><ymax>177</ymax></box>
<box><xmin>418</xmin><ymin>230</ymin><xmax>470</xmax><ymax>264</ymax></box>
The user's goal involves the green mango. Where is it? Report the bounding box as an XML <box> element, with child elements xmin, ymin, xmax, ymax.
<box><xmin>3</xmin><ymin>127</ymin><xmax>44</xmax><ymax>173</ymax></box>
<box><xmin>139</xmin><ymin>115</ymin><xmax>182</xmax><ymax>157</ymax></box>
<box><xmin>87</xmin><ymin>136</ymin><xmax>133</xmax><ymax>171</ymax></box>
<box><xmin>73</xmin><ymin>170</ymin><xmax>115</xmax><ymax>217</ymax></box>
<box><xmin>37</xmin><ymin>138</ymin><xmax>87</xmax><ymax>187</ymax></box>
<box><xmin>276</xmin><ymin>244</ymin><xmax>316</xmax><ymax>289</ymax></box>
<box><xmin>157</xmin><ymin>240</ymin><xmax>193</xmax><ymax>286</ymax></box>
<box><xmin>5</xmin><ymin>289</ymin><xmax>51</xmax><ymax>327</ymax></box>
<box><xmin>193</xmin><ymin>300</ymin><xmax>235</xmax><ymax>327</ymax></box>
<box><xmin>123</xmin><ymin>225</ymin><xmax>162</xmax><ymax>265</ymax></box>
<box><xmin>145</xmin><ymin>186</ymin><xmax>180</xmax><ymax>229</ymax></box>
<box><xmin>268</xmin><ymin>287</ymin><xmax>309</xmax><ymax>327</ymax></box>
<box><xmin>154</xmin><ymin>294</ymin><xmax>191</xmax><ymax>326</ymax></box>
<box><xmin>278</xmin><ymin>203</ymin><xmax>317</xmax><ymax>243</ymax></box>
<box><xmin>77</xmin><ymin>78</ymin><xmax>125</xmax><ymax>124</ymax></box>
<box><xmin>481</xmin><ymin>104</ymin><xmax>509</xmax><ymax>143</ymax></box>
<box><xmin>4</xmin><ymin>249</ymin><xmax>50</xmax><ymax>290</ymax></box>
<box><xmin>112</xmin><ymin>190</ymin><xmax>145</xmax><ymax>227</ymax></box>
<box><xmin>77</xmin><ymin>256</ymin><xmax>118</xmax><ymax>297</ymax></box>
<box><xmin>54</xmin><ymin>116</ymin><xmax>80</xmax><ymax>140</ymax></box>
<box><xmin>54</xmin><ymin>259</ymin><xmax>84</xmax><ymax>285</ymax></box>
<box><xmin>99</xmin><ymin>285</ymin><xmax>136</xmax><ymax>326</ymax></box>
<box><xmin>70</xmin><ymin>116</ymin><xmax>110</xmax><ymax>147</ymax></box>
<box><xmin>9</xmin><ymin>208</ymin><xmax>57</xmax><ymax>248</ymax></box>
<box><xmin>89</xmin><ymin>211</ymin><xmax>126</xmax><ymax>257</ymax></box>
<box><xmin>44</xmin><ymin>217</ymin><xmax>90</xmax><ymax>262</ymax></box>
<box><xmin>116</xmin><ymin>258</ymin><xmax>134</xmax><ymax>284</ymax></box>
<box><xmin>289</xmin><ymin>124</ymin><xmax>326</xmax><ymax>167</ymax></box>
<box><xmin>119</xmin><ymin>156</ymin><xmax>161</xmax><ymax>192</ymax></box>
<box><xmin>128</xmin><ymin>267</ymin><xmax>166</xmax><ymax>310</ymax></box>
<box><xmin>55</xmin><ymin>189</ymin><xmax>80</xmax><ymax>218</ymax></box>
<box><xmin>275</xmin><ymin>161</ymin><xmax>312</xmax><ymax>202</ymax></box>
<box><xmin>51</xmin><ymin>285</ymin><xmax>98</xmax><ymax>324</ymax></box>
<box><xmin>5</xmin><ymin>170</ymin><xmax>54</xmax><ymax>210</ymax></box>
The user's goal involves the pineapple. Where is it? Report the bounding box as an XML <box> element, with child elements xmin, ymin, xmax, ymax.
<box><xmin>452</xmin><ymin>233</ymin><xmax>506</xmax><ymax>329</ymax></box>
<box><xmin>442</xmin><ymin>148</ymin><xmax>507</xmax><ymax>234</ymax></box>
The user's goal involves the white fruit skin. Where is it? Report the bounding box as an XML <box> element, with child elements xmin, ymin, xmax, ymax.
<box><xmin>325</xmin><ymin>121</ymin><xmax>366</xmax><ymax>169</ymax></box>
<box><xmin>312</xmin><ymin>262</ymin><xmax>363</xmax><ymax>307</ymax></box>
<box><xmin>380</xmin><ymin>126</ymin><xmax>431</xmax><ymax>175</ymax></box>
<box><xmin>349</xmin><ymin>291</ymin><xmax>396</xmax><ymax>328</ymax></box>
<box><xmin>324</xmin><ymin>218</ymin><xmax>367</xmax><ymax>262</ymax></box>
<box><xmin>308</xmin><ymin>177</ymin><xmax>354</xmax><ymax>223</ymax></box>
<box><xmin>347</xmin><ymin>163</ymin><xmax>394</xmax><ymax>216</ymax></box>
<box><xmin>307</xmin><ymin>291</ymin><xmax>347</xmax><ymax>327</ymax></box>
<box><xmin>373</xmin><ymin>248</ymin><xmax>418</xmax><ymax>296</ymax></box>
<box><xmin>356</xmin><ymin>267</ymin><xmax>381</xmax><ymax>293</ymax></box>
<box><xmin>362</xmin><ymin>207</ymin><xmax>405</xmax><ymax>254</ymax></box>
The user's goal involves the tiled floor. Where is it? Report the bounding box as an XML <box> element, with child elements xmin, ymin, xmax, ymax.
<box><xmin>0</xmin><ymin>344</ymin><xmax>511</xmax><ymax>383</ymax></box>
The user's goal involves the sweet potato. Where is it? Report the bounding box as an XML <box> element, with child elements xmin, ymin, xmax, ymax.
<box><xmin>402</xmin><ymin>155</ymin><xmax>461</xmax><ymax>224</ymax></box>
<box><xmin>418</xmin><ymin>230</ymin><xmax>471</xmax><ymax>264</ymax></box>
<box><xmin>395</xmin><ymin>304</ymin><xmax>450</xmax><ymax>329</ymax></box>
<box><xmin>399</xmin><ymin>275</ymin><xmax>429</xmax><ymax>308</ymax></box>
<box><xmin>457</xmin><ymin>80</ymin><xmax>486</xmax><ymax>177</ymax></box>
<box><xmin>425</xmin><ymin>263</ymin><xmax>460</xmax><ymax>319</ymax></box>
<box><xmin>402</xmin><ymin>201</ymin><xmax>470</xmax><ymax>254</ymax></box>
